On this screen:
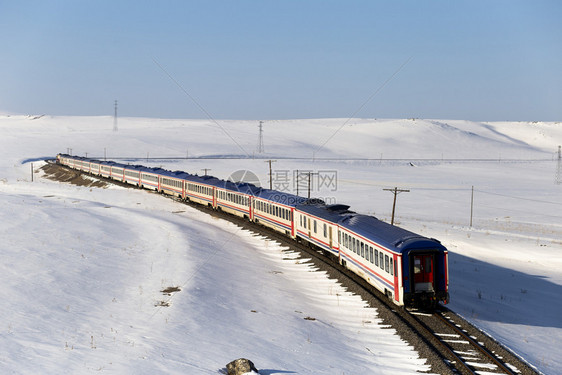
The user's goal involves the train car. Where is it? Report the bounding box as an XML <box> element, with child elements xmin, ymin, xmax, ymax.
<box><xmin>215</xmin><ymin>180</ymin><xmax>260</xmax><ymax>219</ymax></box>
<box><xmin>99</xmin><ymin>161</ymin><xmax>115</xmax><ymax>179</ymax></box>
<box><xmin>252</xmin><ymin>190</ymin><xmax>308</xmax><ymax>237</ymax></box>
<box><xmin>139</xmin><ymin>167</ymin><xmax>163</xmax><ymax>191</ymax></box>
<box><xmin>89</xmin><ymin>160</ymin><xmax>101</xmax><ymax>176</ymax></box>
<box><xmin>294</xmin><ymin>203</ymin><xmax>353</xmax><ymax>257</ymax></box>
<box><xmin>185</xmin><ymin>175</ymin><xmax>219</xmax><ymax>207</ymax></box>
<box><xmin>159</xmin><ymin>170</ymin><xmax>190</xmax><ymax>198</ymax></box>
<box><xmin>123</xmin><ymin>165</ymin><xmax>143</xmax><ymax>186</ymax></box>
<box><xmin>338</xmin><ymin>214</ymin><xmax>449</xmax><ymax>308</ymax></box>
<box><xmin>109</xmin><ymin>164</ymin><xmax>125</xmax><ymax>182</ymax></box>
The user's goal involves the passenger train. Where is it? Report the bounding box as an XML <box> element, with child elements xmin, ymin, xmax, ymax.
<box><xmin>56</xmin><ymin>153</ymin><xmax>449</xmax><ymax>309</ymax></box>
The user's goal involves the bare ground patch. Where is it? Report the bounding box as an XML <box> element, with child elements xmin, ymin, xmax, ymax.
<box><xmin>40</xmin><ymin>163</ymin><xmax>109</xmax><ymax>188</ymax></box>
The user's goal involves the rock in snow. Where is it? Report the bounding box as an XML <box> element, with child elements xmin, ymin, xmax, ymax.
<box><xmin>226</xmin><ymin>358</ymin><xmax>259</xmax><ymax>375</ymax></box>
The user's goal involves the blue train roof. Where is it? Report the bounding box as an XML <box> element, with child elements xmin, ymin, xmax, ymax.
<box><xmin>339</xmin><ymin>214</ymin><xmax>444</xmax><ymax>253</ymax></box>
<box><xmin>255</xmin><ymin>189</ymin><xmax>309</xmax><ymax>207</ymax></box>
<box><xmin>296</xmin><ymin>203</ymin><xmax>354</xmax><ymax>222</ymax></box>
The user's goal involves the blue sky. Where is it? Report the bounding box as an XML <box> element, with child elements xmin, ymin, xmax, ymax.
<box><xmin>1</xmin><ymin>1</ymin><xmax>561</xmax><ymax>121</ymax></box>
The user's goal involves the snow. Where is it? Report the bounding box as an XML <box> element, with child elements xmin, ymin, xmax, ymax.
<box><xmin>1</xmin><ymin>114</ymin><xmax>561</xmax><ymax>374</ymax></box>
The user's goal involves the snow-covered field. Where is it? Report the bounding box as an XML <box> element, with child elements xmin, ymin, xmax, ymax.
<box><xmin>1</xmin><ymin>114</ymin><xmax>560</xmax><ymax>374</ymax></box>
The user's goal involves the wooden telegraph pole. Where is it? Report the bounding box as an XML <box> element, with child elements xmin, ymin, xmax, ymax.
<box><xmin>265</xmin><ymin>159</ymin><xmax>276</xmax><ymax>189</ymax></box>
<box><xmin>383</xmin><ymin>187</ymin><xmax>410</xmax><ymax>225</ymax></box>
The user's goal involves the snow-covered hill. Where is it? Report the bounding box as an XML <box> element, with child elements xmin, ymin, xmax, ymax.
<box><xmin>1</xmin><ymin>115</ymin><xmax>560</xmax><ymax>374</ymax></box>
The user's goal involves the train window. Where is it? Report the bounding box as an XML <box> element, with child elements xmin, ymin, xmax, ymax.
<box><xmin>289</xmin><ymin>211</ymin><xmax>292</xmax><ymax>222</ymax></box>
<box><xmin>360</xmin><ymin>242</ymin><xmax>364</xmax><ymax>258</ymax></box>
<box><xmin>425</xmin><ymin>257</ymin><xmax>432</xmax><ymax>273</ymax></box>
<box><xmin>275</xmin><ymin>206</ymin><xmax>279</xmax><ymax>217</ymax></box>
<box><xmin>414</xmin><ymin>258</ymin><xmax>421</xmax><ymax>274</ymax></box>
<box><xmin>323</xmin><ymin>224</ymin><xmax>327</xmax><ymax>237</ymax></box>
<box><xmin>390</xmin><ymin>258</ymin><xmax>393</xmax><ymax>276</ymax></box>
<box><xmin>353</xmin><ymin>238</ymin><xmax>357</xmax><ymax>253</ymax></box>
<box><xmin>380</xmin><ymin>252</ymin><xmax>384</xmax><ymax>269</ymax></box>
<box><xmin>385</xmin><ymin>255</ymin><xmax>389</xmax><ymax>273</ymax></box>
<box><xmin>370</xmin><ymin>247</ymin><xmax>374</xmax><ymax>263</ymax></box>
<box><xmin>394</xmin><ymin>261</ymin><xmax>398</xmax><ymax>276</ymax></box>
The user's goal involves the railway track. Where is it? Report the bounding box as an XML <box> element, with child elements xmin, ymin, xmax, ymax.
<box><xmin>42</xmin><ymin>161</ymin><xmax>540</xmax><ymax>375</ymax></box>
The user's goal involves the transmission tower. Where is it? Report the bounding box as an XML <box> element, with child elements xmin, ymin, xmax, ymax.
<box><xmin>554</xmin><ymin>146</ymin><xmax>562</xmax><ymax>185</ymax></box>
<box><xmin>113</xmin><ymin>100</ymin><xmax>118</xmax><ymax>132</ymax></box>
<box><xmin>257</xmin><ymin>121</ymin><xmax>264</xmax><ymax>153</ymax></box>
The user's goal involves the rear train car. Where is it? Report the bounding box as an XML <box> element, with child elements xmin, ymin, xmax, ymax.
<box><xmin>338</xmin><ymin>214</ymin><xmax>449</xmax><ymax>308</ymax></box>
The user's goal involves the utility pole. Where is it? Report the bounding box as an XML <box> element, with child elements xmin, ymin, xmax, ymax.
<box><xmin>257</xmin><ymin>121</ymin><xmax>264</xmax><ymax>153</ymax></box>
<box><xmin>113</xmin><ymin>100</ymin><xmax>118</xmax><ymax>132</ymax></box>
<box><xmin>265</xmin><ymin>159</ymin><xmax>277</xmax><ymax>189</ymax></box>
<box><xmin>470</xmin><ymin>185</ymin><xmax>474</xmax><ymax>228</ymax></box>
<box><xmin>307</xmin><ymin>172</ymin><xmax>319</xmax><ymax>199</ymax></box>
<box><xmin>383</xmin><ymin>187</ymin><xmax>410</xmax><ymax>225</ymax></box>
<box><xmin>554</xmin><ymin>146</ymin><xmax>562</xmax><ymax>185</ymax></box>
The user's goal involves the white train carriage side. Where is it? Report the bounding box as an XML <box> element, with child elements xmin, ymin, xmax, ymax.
<box><xmin>109</xmin><ymin>165</ymin><xmax>125</xmax><ymax>182</ymax></box>
<box><xmin>339</xmin><ymin>218</ymin><xmax>403</xmax><ymax>304</ymax></box>
<box><xmin>252</xmin><ymin>190</ymin><xmax>306</xmax><ymax>237</ymax></box>
<box><xmin>139</xmin><ymin>170</ymin><xmax>161</xmax><ymax>191</ymax></box>
<box><xmin>123</xmin><ymin>166</ymin><xmax>141</xmax><ymax>186</ymax></box>
<box><xmin>184</xmin><ymin>175</ymin><xmax>221</xmax><ymax>207</ymax></box>
<box><xmin>89</xmin><ymin>161</ymin><xmax>101</xmax><ymax>176</ymax></box>
<box><xmin>294</xmin><ymin>203</ymin><xmax>351</xmax><ymax>257</ymax></box>
<box><xmin>159</xmin><ymin>171</ymin><xmax>188</xmax><ymax>198</ymax></box>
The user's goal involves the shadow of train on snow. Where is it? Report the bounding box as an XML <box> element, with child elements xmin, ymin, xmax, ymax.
<box><xmin>447</xmin><ymin>252</ymin><xmax>561</xmax><ymax>329</ymax></box>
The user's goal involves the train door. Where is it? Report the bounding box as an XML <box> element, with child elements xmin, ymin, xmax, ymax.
<box><xmin>249</xmin><ymin>197</ymin><xmax>254</xmax><ymax>221</ymax></box>
<box><xmin>329</xmin><ymin>226</ymin><xmax>333</xmax><ymax>249</ymax></box>
<box><xmin>393</xmin><ymin>254</ymin><xmax>400</xmax><ymax>303</ymax></box>
<box><xmin>290</xmin><ymin>208</ymin><xmax>295</xmax><ymax>237</ymax></box>
<box><xmin>413</xmin><ymin>255</ymin><xmax>434</xmax><ymax>292</ymax></box>
<box><xmin>308</xmin><ymin>218</ymin><xmax>312</xmax><ymax>238</ymax></box>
